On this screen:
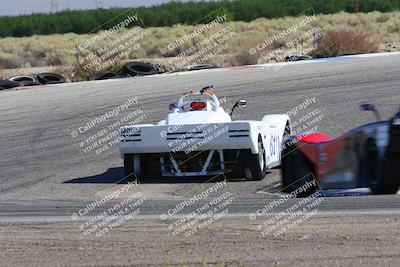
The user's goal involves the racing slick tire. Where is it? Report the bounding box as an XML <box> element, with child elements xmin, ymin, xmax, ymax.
<box><xmin>281</xmin><ymin>146</ymin><xmax>316</xmax><ymax>197</ymax></box>
<box><xmin>243</xmin><ymin>137</ymin><xmax>267</xmax><ymax>181</ymax></box>
<box><xmin>124</xmin><ymin>154</ymin><xmax>136</xmax><ymax>180</ymax></box>
<box><xmin>367</xmin><ymin>136</ymin><xmax>400</xmax><ymax>195</ymax></box>
<box><xmin>124</xmin><ymin>153</ymin><xmax>160</xmax><ymax>180</ymax></box>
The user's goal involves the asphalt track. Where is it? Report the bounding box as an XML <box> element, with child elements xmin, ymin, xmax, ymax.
<box><xmin>0</xmin><ymin>53</ymin><xmax>400</xmax><ymax>223</ymax></box>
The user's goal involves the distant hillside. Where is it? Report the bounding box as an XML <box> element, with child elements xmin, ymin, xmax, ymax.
<box><xmin>0</xmin><ymin>0</ymin><xmax>399</xmax><ymax>37</ymax></box>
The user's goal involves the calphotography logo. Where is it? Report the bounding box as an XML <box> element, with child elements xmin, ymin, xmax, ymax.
<box><xmin>70</xmin><ymin>182</ymin><xmax>145</xmax><ymax>238</ymax></box>
<box><xmin>160</xmin><ymin>8</ymin><xmax>235</xmax><ymax>70</ymax></box>
<box><xmin>251</xmin><ymin>180</ymin><xmax>326</xmax><ymax>238</ymax></box>
<box><xmin>72</xmin><ymin>14</ymin><xmax>140</xmax><ymax>55</ymax></box>
<box><xmin>71</xmin><ymin>11</ymin><xmax>147</xmax><ymax>74</ymax></box>
<box><xmin>281</xmin><ymin>96</ymin><xmax>328</xmax><ymax>150</ymax></box>
<box><xmin>249</xmin><ymin>14</ymin><xmax>316</xmax><ymax>55</ymax></box>
<box><xmin>161</xmin><ymin>179</ymin><xmax>235</xmax><ymax>238</ymax></box>
<box><xmin>68</xmin><ymin>96</ymin><xmax>147</xmax><ymax>161</ymax></box>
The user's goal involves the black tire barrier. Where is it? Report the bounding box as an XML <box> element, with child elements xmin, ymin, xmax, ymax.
<box><xmin>121</xmin><ymin>62</ymin><xmax>157</xmax><ymax>77</ymax></box>
<box><xmin>89</xmin><ymin>72</ymin><xmax>119</xmax><ymax>81</ymax></box>
<box><xmin>0</xmin><ymin>80</ymin><xmax>21</xmax><ymax>89</ymax></box>
<box><xmin>152</xmin><ymin>63</ymin><xmax>168</xmax><ymax>74</ymax></box>
<box><xmin>9</xmin><ymin>75</ymin><xmax>36</xmax><ymax>83</ymax></box>
<box><xmin>19</xmin><ymin>80</ymin><xmax>43</xmax><ymax>86</ymax></box>
<box><xmin>186</xmin><ymin>64</ymin><xmax>219</xmax><ymax>71</ymax></box>
<box><xmin>109</xmin><ymin>75</ymin><xmax>128</xmax><ymax>79</ymax></box>
<box><xmin>37</xmin><ymin>73</ymin><xmax>66</xmax><ymax>84</ymax></box>
<box><xmin>285</xmin><ymin>54</ymin><xmax>313</xmax><ymax>62</ymax></box>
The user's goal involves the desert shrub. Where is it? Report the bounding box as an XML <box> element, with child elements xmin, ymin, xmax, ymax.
<box><xmin>0</xmin><ymin>54</ymin><xmax>24</xmax><ymax>69</ymax></box>
<box><xmin>0</xmin><ymin>0</ymin><xmax>399</xmax><ymax>38</ymax></box>
<box><xmin>376</xmin><ymin>13</ymin><xmax>390</xmax><ymax>23</ymax></box>
<box><xmin>71</xmin><ymin>60</ymin><xmax>125</xmax><ymax>82</ymax></box>
<box><xmin>310</xmin><ymin>30</ymin><xmax>377</xmax><ymax>58</ymax></box>
<box><xmin>52</xmin><ymin>65</ymin><xmax>75</xmax><ymax>82</ymax></box>
<box><xmin>387</xmin><ymin>22</ymin><xmax>400</xmax><ymax>33</ymax></box>
<box><xmin>230</xmin><ymin>49</ymin><xmax>259</xmax><ymax>66</ymax></box>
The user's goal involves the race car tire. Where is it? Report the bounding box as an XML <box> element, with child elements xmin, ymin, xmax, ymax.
<box><xmin>0</xmin><ymin>86</ymin><xmax>5</xmax><ymax>91</ymax></box>
<box><xmin>37</xmin><ymin>73</ymin><xmax>66</xmax><ymax>84</ymax></box>
<box><xmin>243</xmin><ymin>137</ymin><xmax>267</xmax><ymax>181</ymax></box>
<box><xmin>89</xmin><ymin>71</ymin><xmax>119</xmax><ymax>81</ymax></box>
<box><xmin>281</xmin><ymin>147</ymin><xmax>316</xmax><ymax>197</ymax></box>
<box><xmin>367</xmin><ymin>140</ymin><xmax>400</xmax><ymax>194</ymax></box>
<box><xmin>380</xmin><ymin>156</ymin><xmax>400</xmax><ymax>194</ymax></box>
<box><xmin>9</xmin><ymin>75</ymin><xmax>36</xmax><ymax>83</ymax></box>
<box><xmin>122</xmin><ymin>62</ymin><xmax>157</xmax><ymax>77</ymax></box>
<box><xmin>124</xmin><ymin>153</ymin><xmax>161</xmax><ymax>180</ymax></box>
<box><xmin>0</xmin><ymin>80</ymin><xmax>20</xmax><ymax>89</ymax></box>
<box><xmin>141</xmin><ymin>154</ymin><xmax>161</xmax><ymax>179</ymax></box>
<box><xmin>124</xmin><ymin>154</ymin><xmax>136</xmax><ymax>180</ymax></box>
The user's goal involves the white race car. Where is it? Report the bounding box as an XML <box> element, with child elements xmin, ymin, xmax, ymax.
<box><xmin>119</xmin><ymin>86</ymin><xmax>291</xmax><ymax>180</ymax></box>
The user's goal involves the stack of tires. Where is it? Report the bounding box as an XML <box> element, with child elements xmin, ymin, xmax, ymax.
<box><xmin>89</xmin><ymin>62</ymin><xmax>162</xmax><ymax>81</ymax></box>
<box><xmin>0</xmin><ymin>73</ymin><xmax>66</xmax><ymax>90</ymax></box>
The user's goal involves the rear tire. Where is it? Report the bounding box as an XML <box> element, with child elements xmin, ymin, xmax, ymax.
<box><xmin>124</xmin><ymin>154</ymin><xmax>136</xmax><ymax>180</ymax></box>
<box><xmin>124</xmin><ymin>153</ymin><xmax>161</xmax><ymax>181</ymax></box>
<box><xmin>367</xmin><ymin>140</ymin><xmax>400</xmax><ymax>194</ymax></box>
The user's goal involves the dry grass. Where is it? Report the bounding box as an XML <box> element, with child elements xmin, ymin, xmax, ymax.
<box><xmin>311</xmin><ymin>30</ymin><xmax>377</xmax><ymax>58</ymax></box>
<box><xmin>0</xmin><ymin>11</ymin><xmax>399</xmax><ymax>80</ymax></box>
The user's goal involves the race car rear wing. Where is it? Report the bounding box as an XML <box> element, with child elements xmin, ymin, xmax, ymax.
<box><xmin>119</xmin><ymin>121</ymin><xmax>264</xmax><ymax>156</ymax></box>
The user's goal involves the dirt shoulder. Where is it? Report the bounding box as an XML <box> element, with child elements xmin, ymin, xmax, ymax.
<box><xmin>1</xmin><ymin>214</ymin><xmax>399</xmax><ymax>266</ymax></box>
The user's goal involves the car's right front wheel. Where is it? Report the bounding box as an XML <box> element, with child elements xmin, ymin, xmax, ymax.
<box><xmin>243</xmin><ymin>137</ymin><xmax>267</xmax><ymax>181</ymax></box>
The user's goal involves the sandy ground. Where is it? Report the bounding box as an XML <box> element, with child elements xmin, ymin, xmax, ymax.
<box><xmin>0</xmin><ymin>215</ymin><xmax>399</xmax><ymax>266</ymax></box>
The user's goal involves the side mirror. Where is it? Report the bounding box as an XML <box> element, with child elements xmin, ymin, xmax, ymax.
<box><xmin>360</xmin><ymin>102</ymin><xmax>381</xmax><ymax>121</ymax></box>
<box><xmin>236</xmin><ymin>99</ymin><xmax>247</xmax><ymax>108</ymax></box>
<box><xmin>230</xmin><ymin>99</ymin><xmax>247</xmax><ymax>115</ymax></box>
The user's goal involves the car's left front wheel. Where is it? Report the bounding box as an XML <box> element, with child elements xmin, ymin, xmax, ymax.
<box><xmin>124</xmin><ymin>154</ymin><xmax>134</xmax><ymax>179</ymax></box>
<box><xmin>124</xmin><ymin>154</ymin><xmax>141</xmax><ymax>180</ymax></box>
